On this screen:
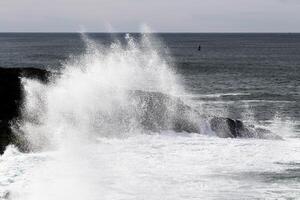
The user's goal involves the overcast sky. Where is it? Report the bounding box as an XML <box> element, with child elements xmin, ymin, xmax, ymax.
<box><xmin>1</xmin><ymin>0</ymin><xmax>300</xmax><ymax>32</ymax></box>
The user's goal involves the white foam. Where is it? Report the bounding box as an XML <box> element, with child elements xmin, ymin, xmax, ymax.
<box><xmin>1</xmin><ymin>134</ymin><xmax>300</xmax><ymax>200</ymax></box>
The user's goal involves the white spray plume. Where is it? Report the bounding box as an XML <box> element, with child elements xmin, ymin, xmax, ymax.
<box><xmin>18</xmin><ymin>33</ymin><xmax>184</xmax><ymax>151</ymax></box>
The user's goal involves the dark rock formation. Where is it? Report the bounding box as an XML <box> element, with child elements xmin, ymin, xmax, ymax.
<box><xmin>129</xmin><ymin>90</ymin><xmax>200</xmax><ymax>133</ymax></box>
<box><xmin>0</xmin><ymin>67</ymin><xmax>280</xmax><ymax>154</ymax></box>
<box><xmin>209</xmin><ymin>117</ymin><xmax>280</xmax><ymax>139</ymax></box>
<box><xmin>129</xmin><ymin>90</ymin><xmax>280</xmax><ymax>139</ymax></box>
<box><xmin>0</xmin><ymin>67</ymin><xmax>49</xmax><ymax>154</ymax></box>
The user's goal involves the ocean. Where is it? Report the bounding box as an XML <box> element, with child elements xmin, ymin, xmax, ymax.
<box><xmin>0</xmin><ymin>33</ymin><xmax>300</xmax><ymax>199</ymax></box>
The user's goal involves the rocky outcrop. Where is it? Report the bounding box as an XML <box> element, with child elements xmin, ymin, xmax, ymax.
<box><xmin>209</xmin><ymin>117</ymin><xmax>280</xmax><ymax>139</ymax></box>
<box><xmin>0</xmin><ymin>67</ymin><xmax>280</xmax><ymax>154</ymax></box>
<box><xmin>129</xmin><ymin>90</ymin><xmax>200</xmax><ymax>133</ymax></box>
<box><xmin>0</xmin><ymin>67</ymin><xmax>49</xmax><ymax>153</ymax></box>
<box><xmin>129</xmin><ymin>90</ymin><xmax>280</xmax><ymax>139</ymax></box>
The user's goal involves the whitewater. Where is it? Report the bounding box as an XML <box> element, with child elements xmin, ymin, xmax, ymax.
<box><xmin>1</xmin><ymin>34</ymin><xmax>300</xmax><ymax>200</ymax></box>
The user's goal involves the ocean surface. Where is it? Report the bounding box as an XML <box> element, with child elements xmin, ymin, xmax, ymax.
<box><xmin>0</xmin><ymin>33</ymin><xmax>300</xmax><ymax>199</ymax></box>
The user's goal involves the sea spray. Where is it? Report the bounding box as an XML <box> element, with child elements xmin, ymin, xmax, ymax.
<box><xmin>17</xmin><ymin>33</ymin><xmax>184</xmax><ymax>151</ymax></box>
<box><xmin>2</xmin><ymin>33</ymin><xmax>188</xmax><ymax>200</ymax></box>
<box><xmin>1</xmin><ymin>33</ymin><xmax>300</xmax><ymax>200</ymax></box>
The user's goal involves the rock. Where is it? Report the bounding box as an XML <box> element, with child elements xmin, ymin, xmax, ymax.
<box><xmin>129</xmin><ymin>90</ymin><xmax>200</xmax><ymax>133</ymax></box>
<box><xmin>0</xmin><ymin>67</ymin><xmax>280</xmax><ymax>154</ymax></box>
<box><xmin>0</xmin><ymin>67</ymin><xmax>49</xmax><ymax>154</ymax></box>
<box><xmin>210</xmin><ymin>117</ymin><xmax>236</xmax><ymax>138</ymax></box>
<box><xmin>129</xmin><ymin>90</ymin><xmax>280</xmax><ymax>139</ymax></box>
<box><xmin>209</xmin><ymin>117</ymin><xmax>281</xmax><ymax>139</ymax></box>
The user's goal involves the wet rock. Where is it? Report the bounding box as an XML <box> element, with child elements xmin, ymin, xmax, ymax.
<box><xmin>0</xmin><ymin>67</ymin><xmax>49</xmax><ymax>154</ymax></box>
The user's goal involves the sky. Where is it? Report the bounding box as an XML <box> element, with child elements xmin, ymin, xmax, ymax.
<box><xmin>0</xmin><ymin>0</ymin><xmax>300</xmax><ymax>32</ymax></box>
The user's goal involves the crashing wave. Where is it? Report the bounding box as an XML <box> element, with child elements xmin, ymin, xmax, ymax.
<box><xmin>0</xmin><ymin>34</ymin><xmax>280</xmax><ymax>154</ymax></box>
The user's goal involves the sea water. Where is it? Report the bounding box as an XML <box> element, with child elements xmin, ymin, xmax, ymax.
<box><xmin>0</xmin><ymin>33</ymin><xmax>300</xmax><ymax>199</ymax></box>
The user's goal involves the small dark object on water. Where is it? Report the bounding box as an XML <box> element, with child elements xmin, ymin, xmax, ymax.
<box><xmin>198</xmin><ymin>45</ymin><xmax>201</xmax><ymax>51</ymax></box>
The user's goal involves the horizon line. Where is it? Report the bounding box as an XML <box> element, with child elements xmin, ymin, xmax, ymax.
<box><xmin>0</xmin><ymin>31</ymin><xmax>300</xmax><ymax>34</ymax></box>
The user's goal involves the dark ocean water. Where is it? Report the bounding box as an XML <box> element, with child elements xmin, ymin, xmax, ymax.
<box><xmin>0</xmin><ymin>33</ymin><xmax>299</xmax><ymax>133</ymax></box>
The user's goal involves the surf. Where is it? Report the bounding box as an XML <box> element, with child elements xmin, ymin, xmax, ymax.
<box><xmin>0</xmin><ymin>33</ymin><xmax>298</xmax><ymax>200</ymax></box>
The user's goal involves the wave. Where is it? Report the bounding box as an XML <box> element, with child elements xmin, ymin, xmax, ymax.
<box><xmin>15</xmin><ymin>33</ymin><xmax>184</xmax><ymax>152</ymax></box>
<box><xmin>0</xmin><ymin>33</ymin><xmax>298</xmax><ymax>200</ymax></box>
<box><xmin>0</xmin><ymin>34</ymin><xmax>280</xmax><ymax>154</ymax></box>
